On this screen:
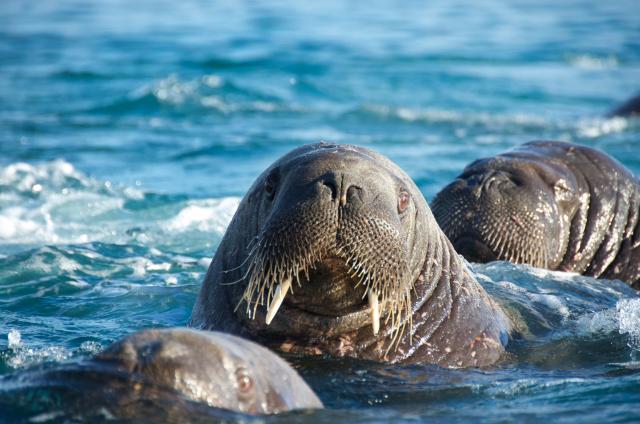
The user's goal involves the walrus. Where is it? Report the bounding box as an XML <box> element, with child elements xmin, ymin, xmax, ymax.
<box><xmin>607</xmin><ymin>93</ymin><xmax>640</xmax><ymax>118</ymax></box>
<box><xmin>190</xmin><ymin>143</ymin><xmax>511</xmax><ymax>367</ymax></box>
<box><xmin>0</xmin><ymin>328</ymin><xmax>322</xmax><ymax>419</ymax></box>
<box><xmin>431</xmin><ymin>140</ymin><xmax>640</xmax><ymax>289</ymax></box>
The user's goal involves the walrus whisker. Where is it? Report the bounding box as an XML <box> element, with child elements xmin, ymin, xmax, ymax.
<box><xmin>222</xmin><ymin>258</ymin><xmax>258</xmax><ymax>287</ymax></box>
<box><xmin>222</xmin><ymin>240</ymin><xmax>260</xmax><ymax>274</ymax></box>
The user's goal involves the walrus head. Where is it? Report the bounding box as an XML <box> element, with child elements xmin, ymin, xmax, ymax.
<box><xmin>193</xmin><ymin>143</ymin><xmax>431</xmax><ymax>354</ymax></box>
<box><xmin>95</xmin><ymin>328</ymin><xmax>322</xmax><ymax>415</ymax></box>
<box><xmin>431</xmin><ymin>142</ymin><xmax>582</xmax><ymax>269</ymax></box>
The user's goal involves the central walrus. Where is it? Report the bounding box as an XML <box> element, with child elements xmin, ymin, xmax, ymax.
<box><xmin>190</xmin><ymin>143</ymin><xmax>510</xmax><ymax>367</ymax></box>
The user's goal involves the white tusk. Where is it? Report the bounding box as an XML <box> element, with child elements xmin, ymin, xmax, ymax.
<box><xmin>368</xmin><ymin>289</ymin><xmax>380</xmax><ymax>335</ymax></box>
<box><xmin>265</xmin><ymin>277</ymin><xmax>292</xmax><ymax>325</ymax></box>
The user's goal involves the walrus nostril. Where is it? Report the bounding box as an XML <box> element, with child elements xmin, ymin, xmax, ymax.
<box><xmin>344</xmin><ymin>184</ymin><xmax>362</xmax><ymax>206</ymax></box>
<box><xmin>464</xmin><ymin>171</ymin><xmax>504</xmax><ymax>198</ymax></box>
<box><xmin>322</xmin><ymin>180</ymin><xmax>338</xmax><ymax>200</ymax></box>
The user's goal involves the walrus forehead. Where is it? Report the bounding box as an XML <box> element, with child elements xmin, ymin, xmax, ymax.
<box><xmin>276</xmin><ymin>143</ymin><xmax>387</xmax><ymax>168</ymax></box>
<box><xmin>268</xmin><ymin>143</ymin><xmax>414</xmax><ymax>187</ymax></box>
<box><xmin>463</xmin><ymin>153</ymin><xmax>574</xmax><ymax>191</ymax></box>
<box><xmin>281</xmin><ymin>146</ymin><xmax>388</xmax><ymax>177</ymax></box>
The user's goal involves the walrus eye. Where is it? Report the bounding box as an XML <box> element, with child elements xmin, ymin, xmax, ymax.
<box><xmin>264</xmin><ymin>174</ymin><xmax>277</xmax><ymax>199</ymax></box>
<box><xmin>235</xmin><ymin>367</ymin><xmax>254</xmax><ymax>394</ymax></box>
<box><xmin>398</xmin><ymin>189</ymin><xmax>410</xmax><ymax>213</ymax></box>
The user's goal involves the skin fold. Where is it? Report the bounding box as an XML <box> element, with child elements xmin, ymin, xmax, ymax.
<box><xmin>432</xmin><ymin>140</ymin><xmax>640</xmax><ymax>289</ymax></box>
<box><xmin>190</xmin><ymin>143</ymin><xmax>511</xmax><ymax>367</ymax></box>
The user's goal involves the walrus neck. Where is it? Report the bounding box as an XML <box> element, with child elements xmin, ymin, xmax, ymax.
<box><xmin>559</xmin><ymin>159</ymin><xmax>640</xmax><ymax>286</ymax></box>
<box><xmin>390</xmin><ymin>230</ymin><xmax>509</xmax><ymax>367</ymax></box>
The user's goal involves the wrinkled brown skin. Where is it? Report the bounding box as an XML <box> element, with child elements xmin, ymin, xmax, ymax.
<box><xmin>7</xmin><ymin>328</ymin><xmax>322</xmax><ymax>418</ymax></box>
<box><xmin>432</xmin><ymin>141</ymin><xmax>640</xmax><ymax>289</ymax></box>
<box><xmin>190</xmin><ymin>143</ymin><xmax>510</xmax><ymax>368</ymax></box>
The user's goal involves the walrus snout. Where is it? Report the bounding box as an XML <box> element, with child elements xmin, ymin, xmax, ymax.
<box><xmin>432</xmin><ymin>142</ymin><xmax>584</xmax><ymax>270</ymax></box>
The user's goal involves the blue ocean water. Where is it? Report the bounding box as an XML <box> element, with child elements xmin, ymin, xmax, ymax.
<box><xmin>1</xmin><ymin>0</ymin><xmax>639</xmax><ymax>422</ymax></box>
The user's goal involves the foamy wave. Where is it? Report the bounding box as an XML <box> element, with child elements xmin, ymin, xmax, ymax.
<box><xmin>576</xmin><ymin>117</ymin><xmax>629</xmax><ymax>138</ymax></box>
<box><xmin>0</xmin><ymin>160</ymin><xmax>133</xmax><ymax>246</ymax></box>
<box><xmin>355</xmin><ymin>104</ymin><xmax>634</xmax><ymax>141</ymax></box>
<box><xmin>2</xmin><ymin>329</ymin><xmax>103</xmax><ymax>369</ymax></box>
<box><xmin>0</xmin><ymin>160</ymin><xmax>238</xmax><ymax>253</ymax></box>
<box><xmin>575</xmin><ymin>298</ymin><xmax>640</xmax><ymax>351</ymax></box>
<box><xmin>617</xmin><ymin>298</ymin><xmax>640</xmax><ymax>350</ymax></box>
<box><xmin>131</xmin><ymin>74</ymin><xmax>290</xmax><ymax>114</ymax></box>
<box><xmin>359</xmin><ymin>103</ymin><xmax>551</xmax><ymax>129</ymax></box>
<box><xmin>567</xmin><ymin>54</ymin><xmax>619</xmax><ymax>70</ymax></box>
<box><xmin>0</xmin><ymin>159</ymin><xmax>86</xmax><ymax>194</ymax></box>
<box><xmin>165</xmin><ymin>198</ymin><xmax>239</xmax><ymax>233</ymax></box>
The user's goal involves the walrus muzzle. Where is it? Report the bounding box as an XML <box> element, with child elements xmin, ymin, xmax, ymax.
<box><xmin>234</xmin><ymin>159</ymin><xmax>413</xmax><ymax>342</ymax></box>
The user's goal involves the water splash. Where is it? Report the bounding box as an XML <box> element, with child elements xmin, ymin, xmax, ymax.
<box><xmin>617</xmin><ymin>298</ymin><xmax>640</xmax><ymax>351</ymax></box>
<box><xmin>0</xmin><ymin>160</ymin><xmax>238</xmax><ymax>255</ymax></box>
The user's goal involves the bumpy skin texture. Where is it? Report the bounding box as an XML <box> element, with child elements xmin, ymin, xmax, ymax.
<box><xmin>432</xmin><ymin>141</ymin><xmax>640</xmax><ymax>289</ymax></box>
<box><xmin>3</xmin><ymin>328</ymin><xmax>322</xmax><ymax>418</ymax></box>
<box><xmin>190</xmin><ymin>143</ymin><xmax>510</xmax><ymax>368</ymax></box>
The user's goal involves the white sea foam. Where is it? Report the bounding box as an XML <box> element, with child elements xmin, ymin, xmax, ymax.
<box><xmin>4</xmin><ymin>330</ymin><xmax>72</xmax><ymax>369</ymax></box>
<box><xmin>528</xmin><ymin>293</ymin><xmax>570</xmax><ymax>319</ymax></box>
<box><xmin>0</xmin><ymin>160</ymin><xmax>238</xmax><ymax>252</ymax></box>
<box><xmin>575</xmin><ymin>308</ymin><xmax>618</xmax><ymax>336</ymax></box>
<box><xmin>617</xmin><ymin>298</ymin><xmax>640</xmax><ymax>349</ymax></box>
<box><xmin>151</xmin><ymin>74</ymin><xmax>198</xmax><ymax>105</ymax></box>
<box><xmin>3</xmin><ymin>330</ymin><xmax>102</xmax><ymax>370</ymax></box>
<box><xmin>8</xmin><ymin>329</ymin><xmax>22</xmax><ymax>348</ymax></box>
<box><xmin>197</xmin><ymin>257</ymin><xmax>212</xmax><ymax>268</ymax></box>
<box><xmin>133</xmin><ymin>74</ymin><xmax>288</xmax><ymax>115</ymax></box>
<box><xmin>567</xmin><ymin>54</ymin><xmax>619</xmax><ymax>70</ymax></box>
<box><xmin>575</xmin><ymin>298</ymin><xmax>640</xmax><ymax>351</ymax></box>
<box><xmin>165</xmin><ymin>197</ymin><xmax>239</xmax><ymax>233</ymax></box>
<box><xmin>362</xmin><ymin>103</ymin><xmax>551</xmax><ymax>129</ymax></box>
<box><xmin>576</xmin><ymin>117</ymin><xmax>628</xmax><ymax>138</ymax></box>
<box><xmin>0</xmin><ymin>159</ymin><xmax>81</xmax><ymax>193</ymax></box>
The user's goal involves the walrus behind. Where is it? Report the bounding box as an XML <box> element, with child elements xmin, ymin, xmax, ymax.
<box><xmin>607</xmin><ymin>93</ymin><xmax>640</xmax><ymax>118</ymax></box>
<box><xmin>432</xmin><ymin>140</ymin><xmax>640</xmax><ymax>288</ymax></box>
<box><xmin>0</xmin><ymin>328</ymin><xmax>322</xmax><ymax>420</ymax></box>
<box><xmin>190</xmin><ymin>143</ymin><xmax>510</xmax><ymax>368</ymax></box>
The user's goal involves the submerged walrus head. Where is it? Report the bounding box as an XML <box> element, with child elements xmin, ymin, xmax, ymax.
<box><xmin>432</xmin><ymin>141</ymin><xmax>582</xmax><ymax>269</ymax></box>
<box><xmin>192</xmin><ymin>143</ymin><xmax>432</xmax><ymax>355</ymax></box>
<box><xmin>2</xmin><ymin>328</ymin><xmax>322</xmax><ymax>419</ymax></box>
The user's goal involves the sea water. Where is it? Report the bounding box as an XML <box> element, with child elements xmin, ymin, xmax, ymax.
<box><xmin>0</xmin><ymin>0</ymin><xmax>639</xmax><ymax>422</ymax></box>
